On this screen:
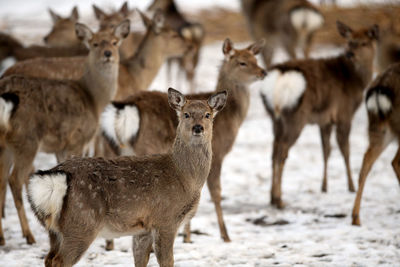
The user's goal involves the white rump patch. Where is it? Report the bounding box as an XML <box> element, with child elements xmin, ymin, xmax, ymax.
<box><xmin>101</xmin><ymin>104</ymin><xmax>140</xmax><ymax>147</ymax></box>
<box><xmin>366</xmin><ymin>92</ymin><xmax>392</xmax><ymax>115</ymax></box>
<box><xmin>261</xmin><ymin>69</ymin><xmax>307</xmax><ymax>116</ymax></box>
<box><xmin>28</xmin><ymin>173</ymin><xmax>67</xmax><ymax>230</ymax></box>
<box><xmin>291</xmin><ymin>8</ymin><xmax>324</xmax><ymax>32</ymax></box>
<box><xmin>0</xmin><ymin>97</ymin><xmax>14</xmax><ymax>129</ymax></box>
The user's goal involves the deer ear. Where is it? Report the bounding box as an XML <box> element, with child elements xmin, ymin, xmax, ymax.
<box><xmin>152</xmin><ymin>9</ymin><xmax>165</xmax><ymax>33</ymax></box>
<box><xmin>208</xmin><ymin>91</ymin><xmax>227</xmax><ymax>116</ymax></box>
<box><xmin>75</xmin><ymin>23</ymin><xmax>93</xmax><ymax>48</ymax></box>
<box><xmin>114</xmin><ymin>19</ymin><xmax>130</xmax><ymax>40</ymax></box>
<box><xmin>168</xmin><ymin>88</ymin><xmax>186</xmax><ymax>112</ymax></box>
<box><xmin>367</xmin><ymin>24</ymin><xmax>379</xmax><ymax>40</ymax></box>
<box><xmin>336</xmin><ymin>21</ymin><xmax>353</xmax><ymax>39</ymax></box>
<box><xmin>70</xmin><ymin>6</ymin><xmax>79</xmax><ymax>21</ymax></box>
<box><xmin>247</xmin><ymin>39</ymin><xmax>265</xmax><ymax>55</ymax></box>
<box><xmin>93</xmin><ymin>4</ymin><xmax>106</xmax><ymax>21</ymax></box>
<box><xmin>119</xmin><ymin>2</ymin><xmax>130</xmax><ymax>17</ymax></box>
<box><xmin>222</xmin><ymin>38</ymin><xmax>233</xmax><ymax>56</ymax></box>
<box><xmin>137</xmin><ymin>9</ymin><xmax>152</xmax><ymax>29</ymax></box>
<box><xmin>49</xmin><ymin>9</ymin><xmax>61</xmax><ymax>24</ymax></box>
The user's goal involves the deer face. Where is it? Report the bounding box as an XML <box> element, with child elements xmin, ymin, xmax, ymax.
<box><xmin>337</xmin><ymin>21</ymin><xmax>379</xmax><ymax>64</ymax></box>
<box><xmin>44</xmin><ymin>7</ymin><xmax>79</xmax><ymax>47</ymax></box>
<box><xmin>222</xmin><ymin>38</ymin><xmax>267</xmax><ymax>84</ymax></box>
<box><xmin>75</xmin><ymin>20</ymin><xmax>130</xmax><ymax>65</ymax></box>
<box><xmin>168</xmin><ymin>88</ymin><xmax>227</xmax><ymax>145</ymax></box>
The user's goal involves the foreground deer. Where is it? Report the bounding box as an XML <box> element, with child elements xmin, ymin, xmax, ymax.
<box><xmin>241</xmin><ymin>0</ymin><xmax>324</xmax><ymax>67</ymax></box>
<box><xmin>28</xmin><ymin>88</ymin><xmax>226</xmax><ymax>267</ymax></box>
<box><xmin>148</xmin><ymin>0</ymin><xmax>205</xmax><ymax>92</ymax></box>
<box><xmin>4</xmin><ymin>11</ymin><xmax>186</xmax><ymax>101</ymax></box>
<box><xmin>0</xmin><ymin>20</ymin><xmax>129</xmax><ymax>246</ymax></box>
<box><xmin>352</xmin><ymin>62</ymin><xmax>400</xmax><ymax>226</ymax></box>
<box><xmin>101</xmin><ymin>38</ymin><xmax>266</xmax><ymax>242</ymax></box>
<box><xmin>260</xmin><ymin>21</ymin><xmax>378</xmax><ymax>208</ymax></box>
<box><xmin>44</xmin><ymin>6</ymin><xmax>80</xmax><ymax>47</ymax></box>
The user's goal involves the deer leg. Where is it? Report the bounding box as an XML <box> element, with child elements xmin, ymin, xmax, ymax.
<box><xmin>320</xmin><ymin>124</ymin><xmax>333</xmax><ymax>192</ymax></box>
<box><xmin>271</xmin><ymin>140</ymin><xmax>290</xmax><ymax>209</ymax></box>
<box><xmin>45</xmin><ymin>231</ymin><xmax>61</xmax><ymax>267</ymax></box>
<box><xmin>261</xmin><ymin>45</ymin><xmax>273</xmax><ymax>68</ymax></box>
<box><xmin>304</xmin><ymin>32</ymin><xmax>315</xmax><ymax>59</ymax></box>
<box><xmin>132</xmin><ymin>231</ymin><xmax>153</xmax><ymax>267</ymax></box>
<box><xmin>153</xmin><ymin>227</ymin><xmax>177</xmax><ymax>267</ymax></box>
<box><xmin>183</xmin><ymin>221</ymin><xmax>191</xmax><ymax>243</ymax></box>
<box><xmin>105</xmin><ymin>239</ymin><xmax>114</xmax><ymax>251</ymax></box>
<box><xmin>336</xmin><ymin>122</ymin><xmax>355</xmax><ymax>192</ymax></box>
<box><xmin>0</xmin><ymin>148</ymin><xmax>12</xmax><ymax>245</ymax></box>
<box><xmin>391</xmin><ymin>145</ymin><xmax>400</xmax><ymax>186</ymax></box>
<box><xmin>206</xmin><ymin>158</ymin><xmax>231</xmax><ymax>242</ymax></box>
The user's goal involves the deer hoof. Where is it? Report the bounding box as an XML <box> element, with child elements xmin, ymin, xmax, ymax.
<box><xmin>0</xmin><ymin>236</ymin><xmax>5</xmax><ymax>246</ymax></box>
<box><xmin>222</xmin><ymin>236</ymin><xmax>231</xmax><ymax>243</ymax></box>
<box><xmin>105</xmin><ymin>240</ymin><xmax>114</xmax><ymax>251</ymax></box>
<box><xmin>352</xmin><ymin>215</ymin><xmax>361</xmax><ymax>226</ymax></box>
<box><xmin>26</xmin><ymin>233</ymin><xmax>36</xmax><ymax>245</ymax></box>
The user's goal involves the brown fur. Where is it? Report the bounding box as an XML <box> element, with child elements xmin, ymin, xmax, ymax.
<box><xmin>352</xmin><ymin>62</ymin><xmax>400</xmax><ymax>226</ymax></box>
<box><xmin>261</xmin><ymin>22</ymin><xmax>378</xmax><ymax>208</ymax></box>
<box><xmin>0</xmin><ymin>21</ymin><xmax>129</xmax><ymax>246</ymax></box>
<box><xmin>44</xmin><ymin>7</ymin><xmax>80</xmax><ymax>47</ymax></box>
<box><xmin>28</xmin><ymin>88</ymin><xmax>227</xmax><ymax>267</ymax></box>
<box><xmin>376</xmin><ymin>25</ymin><xmax>400</xmax><ymax>73</ymax></box>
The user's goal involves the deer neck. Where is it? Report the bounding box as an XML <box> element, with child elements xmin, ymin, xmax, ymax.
<box><xmin>125</xmin><ymin>32</ymin><xmax>164</xmax><ymax>91</ymax></box>
<box><xmin>342</xmin><ymin>54</ymin><xmax>374</xmax><ymax>88</ymax></box>
<box><xmin>80</xmin><ymin>59</ymin><xmax>119</xmax><ymax>116</ymax></box>
<box><xmin>171</xmin><ymin>135</ymin><xmax>212</xmax><ymax>191</ymax></box>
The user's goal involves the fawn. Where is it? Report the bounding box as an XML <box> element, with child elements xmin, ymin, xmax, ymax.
<box><xmin>260</xmin><ymin>21</ymin><xmax>379</xmax><ymax>208</ymax></box>
<box><xmin>27</xmin><ymin>88</ymin><xmax>227</xmax><ymax>267</ymax></box>
<box><xmin>241</xmin><ymin>0</ymin><xmax>324</xmax><ymax>67</ymax></box>
<box><xmin>352</xmin><ymin>62</ymin><xmax>400</xmax><ymax>226</ymax></box>
<box><xmin>101</xmin><ymin>38</ymin><xmax>266</xmax><ymax>242</ymax></box>
<box><xmin>0</xmin><ymin>20</ymin><xmax>129</xmax><ymax>246</ymax></box>
<box><xmin>44</xmin><ymin>6</ymin><xmax>80</xmax><ymax>48</ymax></box>
<box><xmin>148</xmin><ymin>0</ymin><xmax>205</xmax><ymax>92</ymax></box>
<box><xmin>4</xmin><ymin>11</ymin><xmax>187</xmax><ymax>101</ymax></box>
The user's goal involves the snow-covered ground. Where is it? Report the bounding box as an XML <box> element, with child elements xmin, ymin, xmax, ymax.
<box><xmin>0</xmin><ymin>0</ymin><xmax>400</xmax><ymax>266</ymax></box>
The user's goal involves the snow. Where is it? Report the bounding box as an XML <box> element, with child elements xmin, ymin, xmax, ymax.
<box><xmin>0</xmin><ymin>0</ymin><xmax>400</xmax><ymax>266</ymax></box>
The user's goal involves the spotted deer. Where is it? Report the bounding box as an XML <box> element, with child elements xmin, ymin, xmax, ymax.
<box><xmin>148</xmin><ymin>0</ymin><xmax>205</xmax><ymax>92</ymax></box>
<box><xmin>352</xmin><ymin>62</ymin><xmax>400</xmax><ymax>226</ymax></box>
<box><xmin>101</xmin><ymin>38</ymin><xmax>266</xmax><ymax>242</ymax></box>
<box><xmin>260</xmin><ymin>21</ymin><xmax>379</xmax><ymax>208</ymax></box>
<box><xmin>27</xmin><ymin>88</ymin><xmax>227</xmax><ymax>267</ymax></box>
<box><xmin>0</xmin><ymin>20</ymin><xmax>129</xmax><ymax>246</ymax></box>
<box><xmin>44</xmin><ymin>6</ymin><xmax>80</xmax><ymax>47</ymax></box>
<box><xmin>3</xmin><ymin>11</ymin><xmax>187</xmax><ymax>101</ymax></box>
<box><xmin>241</xmin><ymin>0</ymin><xmax>324</xmax><ymax>67</ymax></box>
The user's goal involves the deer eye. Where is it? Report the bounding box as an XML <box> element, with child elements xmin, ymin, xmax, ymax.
<box><xmin>205</xmin><ymin>113</ymin><xmax>211</xmax><ymax>119</ymax></box>
<box><xmin>239</xmin><ymin>62</ymin><xmax>247</xmax><ymax>66</ymax></box>
<box><xmin>93</xmin><ymin>43</ymin><xmax>99</xmax><ymax>47</ymax></box>
<box><xmin>112</xmin><ymin>41</ymin><xmax>117</xmax><ymax>46</ymax></box>
<box><xmin>184</xmin><ymin>113</ymin><xmax>190</xmax><ymax>118</ymax></box>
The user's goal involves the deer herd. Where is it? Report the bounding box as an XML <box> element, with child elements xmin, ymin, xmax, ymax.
<box><xmin>0</xmin><ymin>0</ymin><xmax>398</xmax><ymax>266</ymax></box>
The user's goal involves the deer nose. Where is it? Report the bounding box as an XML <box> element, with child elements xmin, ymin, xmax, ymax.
<box><xmin>192</xmin><ymin>125</ymin><xmax>204</xmax><ymax>134</ymax></box>
<box><xmin>43</xmin><ymin>36</ymin><xmax>48</xmax><ymax>43</ymax></box>
<box><xmin>346</xmin><ymin>51</ymin><xmax>354</xmax><ymax>59</ymax></box>
<box><xmin>104</xmin><ymin>50</ymin><xmax>112</xmax><ymax>58</ymax></box>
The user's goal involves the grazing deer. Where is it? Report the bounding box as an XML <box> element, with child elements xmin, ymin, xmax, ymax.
<box><xmin>44</xmin><ymin>6</ymin><xmax>80</xmax><ymax>47</ymax></box>
<box><xmin>260</xmin><ymin>21</ymin><xmax>379</xmax><ymax>208</ymax></box>
<box><xmin>352</xmin><ymin>62</ymin><xmax>400</xmax><ymax>226</ymax></box>
<box><xmin>241</xmin><ymin>0</ymin><xmax>324</xmax><ymax>67</ymax></box>
<box><xmin>3</xmin><ymin>11</ymin><xmax>187</xmax><ymax>101</ymax></box>
<box><xmin>0</xmin><ymin>20</ymin><xmax>129</xmax><ymax>246</ymax></box>
<box><xmin>148</xmin><ymin>0</ymin><xmax>205</xmax><ymax>92</ymax></box>
<box><xmin>27</xmin><ymin>88</ymin><xmax>227</xmax><ymax>267</ymax></box>
<box><xmin>101</xmin><ymin>38</ymin><xmax>266</xmax><ymax>242</ymax></box>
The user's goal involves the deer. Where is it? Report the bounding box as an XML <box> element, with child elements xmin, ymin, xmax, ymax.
<box><xmin>241</xmin><ymin>0</ymin><xmax>324</xmax><ymax>68</ymax></box>
<box><xmin>376</xmin><ymin>15</ymin><xmax>400</xmax><ymax>73</ymax></box>
<box><xmin>147</xmin><ymin>0</ymin><xmax>205</xmax><ymax>92</ymax></box>
<box><xmin>3</xmin><ymin>11</ymin><xmax>187</xmax><ymax>101</ymax></box>
<box><xmin>260</xmin><ymin>21</ymin><xmax>379</xmax><ymax>209</ymax></box>
<box><xmin>100</xmin><ymin>38</ymin><xmax>266</xmax><ymax>242</ymax></box>
<box><xmin>27</xmin><ymin>88</ymin><xmax>227</xmax><ymax>267</ymax></box>
<box><xmin>351</xmin><ymin>62</ymin><xmax>400</xmax><ymax>226</ymax></box>
<box><xmin>43</xmin><ymin>6</ymin><xmax>80</xmax><ymax>48</ymax></box>
<box><xmin>0</xmin><ymin>20</ymin><xmax>130</xmax><ymax>246</ymax></box>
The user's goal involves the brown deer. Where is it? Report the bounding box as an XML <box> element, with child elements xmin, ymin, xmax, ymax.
<box><xmin>241</xmin><ymin>0</ymin><xmax>324</xmax><ymax>67</ymax></box>
<box><xmin>260</xmin><ymin>21</ymin><xmax>378</xmax><ymax>208</ymax></box>
<box><xmin>376</xmin><ymin>16</ymin><xmax>400</xmax><ymax>73</ymax></box>
<box><xmin>44</xmin><ymin>6</ymin><xmax>80</xmax><ymax>47</ymax></box>
<box><xmin>3</xmin><ymin>11</ymin><xmax>187</xmax><ymax>101</ymax></box>
<box><xmin>352</xmin><ymin>62</ymin><xmax>400</xmax><ymax>226</ymax></box>
<box><xmin>147</xmin><ymin>0</ymin><xmax>205</xmax><ymax>92</ymax></box>
<box><xmin>100</xmin><ymin>38</ymin><xmax>266</xmax><ymax>242</ymax></box>
<box><xmin>0</xmin><ymin>20</ymin><xmax>130</xmax><ymax>246</ymax></box>
<box><xmin>27</xmin><ymin>88</ymin><xmax>227</xmax><ymax>267</ymax></box>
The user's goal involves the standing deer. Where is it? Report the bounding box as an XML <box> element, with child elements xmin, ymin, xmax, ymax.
<box><xmin>376</xmin><ymin>16</ymin><xmax>400</xmax><ymax>73</ymax></box>
<box><xmin>260</xmin><ymin>21</ymin><xmax>379</xmax><ymax>208</ymax></box>
<box><xmin>27</xmin><ymin>88</ymin><xmax>227</xmax><ymax>267</ymax></box>
<box><xmin>44</xmin><ymin>6</ymin><xmax>80</xmax><ymax>47</ymax></box>
<box><xmin>352</xmin><ymin>62</ymin><xmax>400</xmax><ymax>226</ymax></box>
<box><xmin>0</xmin><ymin>20</ymin><xmax>130</xmax><ymax>246</ymax></box>
<box><xmin>101</xmin><ymin>38</ymin><xmax>266</xmax><ymax>242</ymax></box>
<box><xmin>148</xmin><ymin>0</ymin><xmax>205</xmax><ymax>92</ymax></box>
<box><xmin>241</xmin><ymin>0</ymin><xmax>324</xmax><ymax>67</ymax></box>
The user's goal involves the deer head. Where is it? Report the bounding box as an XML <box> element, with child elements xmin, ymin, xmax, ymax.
<box><xmin>93</xmin><ymin>2</ymin><xmax>133</xmax><ymax>31</ymax></box>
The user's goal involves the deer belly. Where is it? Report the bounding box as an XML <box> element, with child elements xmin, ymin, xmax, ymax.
<box><xmin>98</xmin><ymin>223</ymin><xmax>146</xmax><ymax>239</ymax></box>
